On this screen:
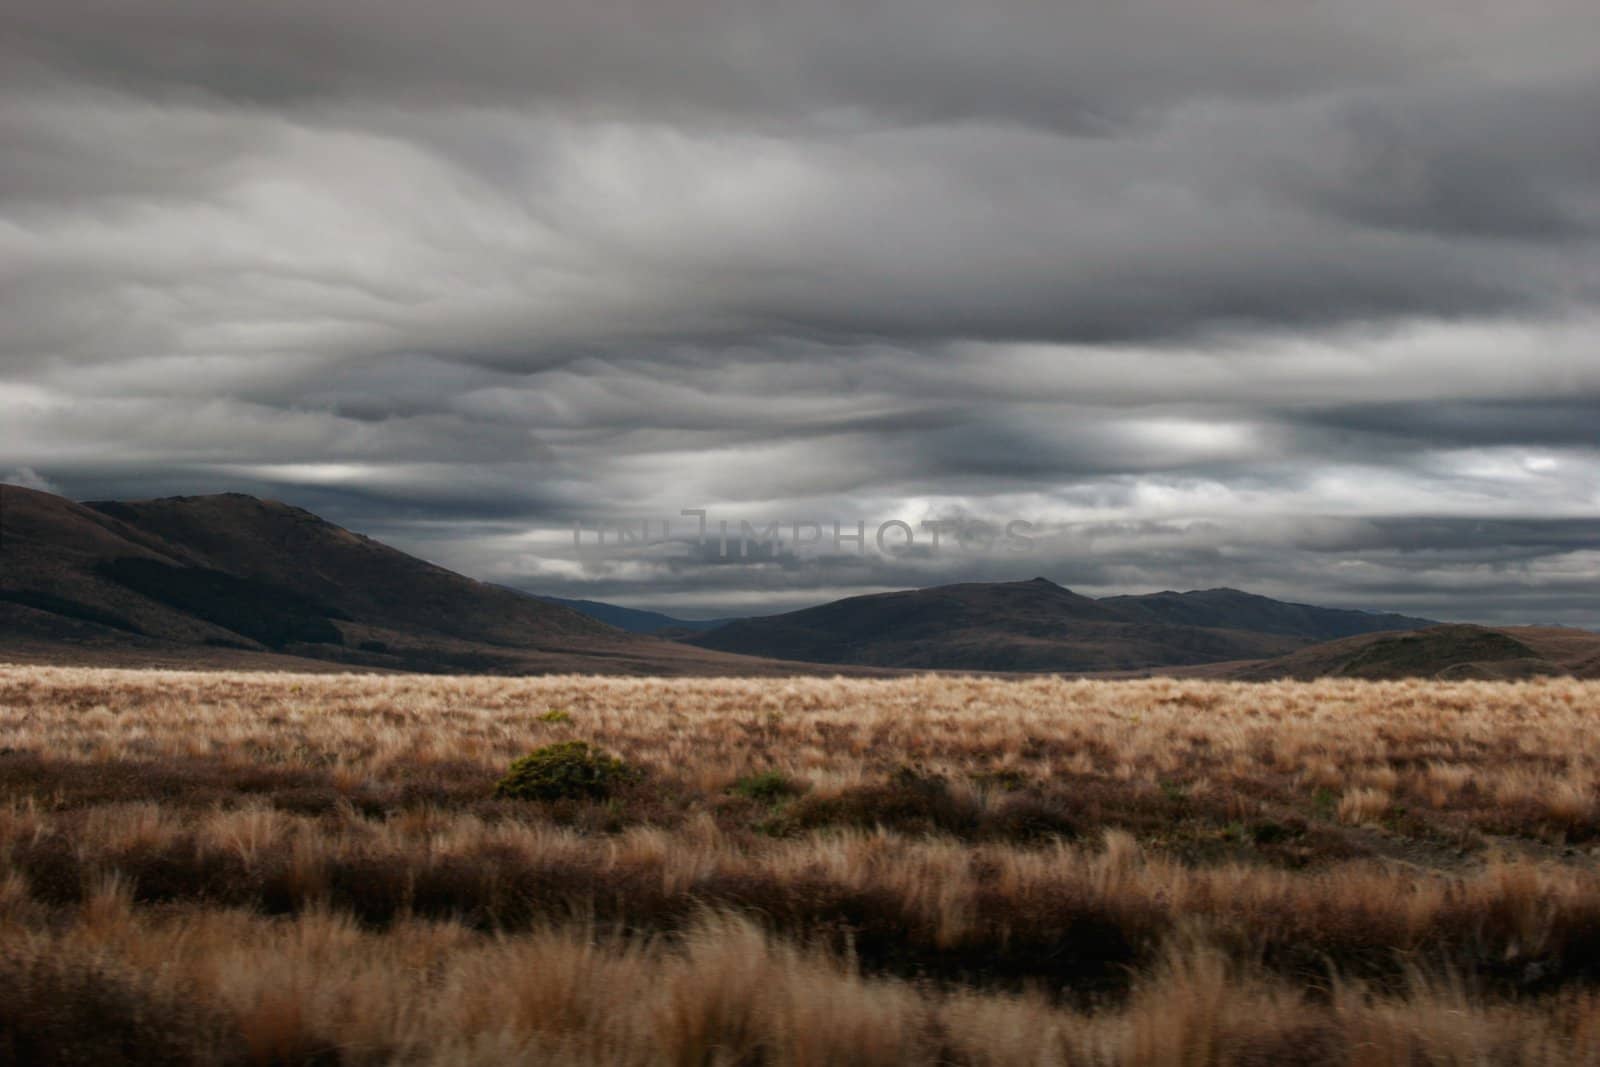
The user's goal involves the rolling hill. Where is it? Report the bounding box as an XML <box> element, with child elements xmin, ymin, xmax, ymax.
<box><xmin>0</xmin><ymin>485</ymin><xmax>819</xmax><ymax>676</ymax></box>
<box><xmin>682</xmin><ymin>577</ymin><xmax>1413</xmax><ymax>672</ymax></box>
<box><xmin>1104</xmin><ymin>587</ymin><xmax>1435</xmax><ymax>640</ymax></box>
<box><xmin>1227</xmin><ymin>623</ymin><xmax>1600</xmax><ymax>680</ymax></box>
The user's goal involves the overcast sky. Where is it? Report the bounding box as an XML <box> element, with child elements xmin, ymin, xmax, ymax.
<box><xmin>3</xmin><ymin>2</ymin><xmax>1598</xmax><ymax>624</ymax></box>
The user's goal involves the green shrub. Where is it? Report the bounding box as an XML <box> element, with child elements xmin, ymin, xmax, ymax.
<box><xmin>494</xmin><ymin>741</ymin><xmax>636</xmax><ymax>801</ymax></box>
<box><xmin>538</xmin><ymin>708</ymin><xmax>573</xmax><ymax>724</ymax></box>
<box><xmin>729</xmin><ymin>770</ymin><xmax>803</xmax><ymax>804</ymax></box>
<box><xmin>1310</xmin><ymin>787</ymin><xmax>1338</xmax><ymax>819</ymax></box>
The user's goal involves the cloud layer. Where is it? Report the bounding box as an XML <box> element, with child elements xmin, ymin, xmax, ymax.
<box><xmin>3</xmin><ymin>2</ymin><xmax>1598</xmax><ymax>624</ymax></box>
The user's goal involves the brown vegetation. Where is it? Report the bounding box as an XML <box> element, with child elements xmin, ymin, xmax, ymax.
<box><xmin>3</xmin><ymin>667</ymin><xmax>1600</xmax><ymax>1063</ymax></box>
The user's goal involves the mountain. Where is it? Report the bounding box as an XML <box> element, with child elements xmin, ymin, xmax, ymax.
<box><xmin>2</xmin><ymin>483</ymin><xmax>1467</xmax><ymax>677</ymax></box>
<box><xmin>1103</xmin><ymin>587</ymin><xmax>1435</xmax><ymax>641</ymax></box>
<box><xmin>1226</xmin><ymin>624</ymin><xmax>1600</xmax><ymax>680</ymax></box>
<box><xmin>0</xmin><ymin>484</ymin><xmax>825</xmax><ymax>676</ymax></box>
<box><xmin>685</xmin><ymin>577</ymin><xmax>1328</xmax><ymax>672</ymax></box>
<box><xmin>525</xmin><ymin>595</ymin><xmax>740</xmax><ymax>635</ymax></box>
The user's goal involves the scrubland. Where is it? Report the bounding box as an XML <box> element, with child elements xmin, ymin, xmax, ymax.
<box><xmin>3</xmin><ymin>667</ymin><xmax>1600</xmax><ymax>1064</ymax></box>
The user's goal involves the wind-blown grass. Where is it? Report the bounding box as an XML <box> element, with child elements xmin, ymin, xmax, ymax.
<box><xmin>3</xmin><ymin>666</ymin><xmax>1600</xmax><ymax>1063</ymax></box>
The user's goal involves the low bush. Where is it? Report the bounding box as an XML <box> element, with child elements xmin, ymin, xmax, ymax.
<box><xmin>494</xmin><ymin>741</ymin><xmax>637</xmax><ymax>802</ymax></box>
<box><xmin>984</xmin><ymin>792</ymin><xmax>1080</xmax><ymax>841</ymax></box>
<box><xmin>728</xmin><ymin>770</ymin><xmax>804</xmax><ymax>804</ymax></box>
<box><xmin>783</xmin><ymin>766</ymin><xmax>981</xmax><ymax>837</ymax></box>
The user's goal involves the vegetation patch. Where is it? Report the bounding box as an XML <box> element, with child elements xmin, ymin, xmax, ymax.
<box><xmin>782</xmin><ymin>766</ymin><xmax>978</xmax><ymax>837</ymax></box>
<box><xmin>971</xmin><ymin>767</ymin><xmax>1031</xmax><ymax>791</ymax></box>
<box><xmin>494</xmin><ymin>740</ymin><xmax>637</xmax><ymax>802</ymax></box>
<box><xmin>1337</xmin><ymin>625</ymin><xmax>1546</xmax><ymax>678</ymax></box>
<box><xmin>728</xmin><ymin>770</ymin><xmax>804</xmax><ymax>804</ymax></box>
<box><xmin>0</xmin><ymin>946</ymin><xmax>244</xmax><ymax>1066</ymax></box>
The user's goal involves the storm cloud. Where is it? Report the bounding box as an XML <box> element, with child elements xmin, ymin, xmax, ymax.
<box><xmin>2</xmin><ymin>2</ymin><xmax>1598</xmax><ymax>625</ymax></box>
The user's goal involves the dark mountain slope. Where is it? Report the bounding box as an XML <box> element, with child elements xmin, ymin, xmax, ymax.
<box><xmin>1</xmin><ymin>487</ymin><xmax>234</xmax><ymax>645</ymax></box>
<box><xmin>687</xmin><ymin>578</ymin><xmax>1308</xmax><ymax>672</ymax></box>
<box><xmin>0</xmin><ymin>485</ymin><xmax>831</xmax><ymax>676</ymax></box>
<box><xmin>84</xmin><ymin>493</ymin><xmax>609</xmax><ymax>648</ymax></box>
<box><xmin>524</xmin><ymin>594</ymin><xmax>739</xmax><ymax>635</ymax></box>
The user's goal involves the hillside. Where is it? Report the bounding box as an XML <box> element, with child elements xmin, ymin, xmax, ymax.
<box><xmin>1104</xmin><ymin>587</ymin><xmax>1435</xmax><ymax>641</ymax></box>
<box><xmin>685</xmin><ymin>577</ymin><xmax>1319</xmax><ymax>672</ymax></box>
<box><xmin>1229</xmin><ymin>624</ymin><xmax>1600</xmax><ymax>680</ymax></box>
<box><xmin>526</xmin><ymin>594</ymin><xmax>738</xmax><ymax>635</ymax></box>
<box><xmin>0</xmin><ymin>485</ymin><xmax>821</xmax><ymax>676</ymax></box>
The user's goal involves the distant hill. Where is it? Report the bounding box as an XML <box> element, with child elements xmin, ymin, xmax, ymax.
<box><xmin>0</xmin><ymin>484</ymin><xmax>831</xmax><ymax>676</ymax></box>
<box><xmin>1227</xmin><ymin>624</ymin><xmax>1600</xmax><ymax>680</ymax></box>
<box><xmin>685</xmin><ymin>577</ymin><xmax>1350</xmax><ymax>672</ymax></box>
<box><xmin>524</xmin><ymin>594</ymin><xmax>740</xmax><ymax>635</ymax></box>
<box><xmin>1104</xmin><ymin>587</ymin><xmax>1435</xmax><ymax>641</ymax></box>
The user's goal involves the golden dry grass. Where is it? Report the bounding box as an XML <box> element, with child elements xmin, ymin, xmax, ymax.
<box><xmin>3</xmin><ymin>666</ymin><xmax>1600</xmax><ymax>1064</ymax></box>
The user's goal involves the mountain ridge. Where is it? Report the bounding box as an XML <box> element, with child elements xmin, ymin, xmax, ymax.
<box><xmin>683</xmin><ymin>577</ymin><xmax>1430</xmax><ymax>673</ymax></box>
<box><xmin>13</xmin><ymin>483</ymin><xmax>1589</xmax><ymax>680</ymax></box>
<box><xmin>0</xmin><ymin>484</ymin><xmax>849</xmax><ymax>676</ymax></box>
<box><xmin>1102</xmin><ymin>586</ymin><xmax>1435</xmax><ymax>640</ymax></box>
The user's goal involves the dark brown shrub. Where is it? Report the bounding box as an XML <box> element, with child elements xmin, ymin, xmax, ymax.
<box><xmin>0</xmin><ymin>946</ymin><xmax>246</xmax><ymax>1066</ymax></box>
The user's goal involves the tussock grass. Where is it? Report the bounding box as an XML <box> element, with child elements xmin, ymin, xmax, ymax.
<box><xmin>3</xmin><ymin>666</ymin><xmax>1600</xmax><ymax>1062</ymax></box>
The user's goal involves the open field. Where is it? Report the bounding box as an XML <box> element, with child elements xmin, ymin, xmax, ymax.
<box><xmin>4</xmin><ymin>668</ymin><xmax>1600</xmax><ymax>1064</ymax></box>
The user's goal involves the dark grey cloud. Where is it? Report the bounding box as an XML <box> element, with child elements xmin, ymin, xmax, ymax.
<box><xmin>0</xmin><ymin>2</ymin><xmax>1563</xmax><ymax>119</ymax></box>
<box><xmin>1297</xmin><ymin>399</ymin><xmax>1600</xmax><ymax>451</ymax></box>
<box><xmin>2</xmin><ymin>2</ymin><xmax>1598</xmax><ymax>626</ymax></box>
<box><xmin>1288</xmin><ymin>80</ymin><xmax>1600</xmax><ymax>243</ymax></box>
